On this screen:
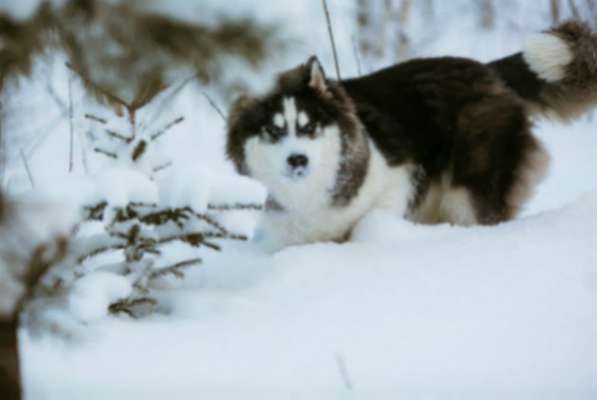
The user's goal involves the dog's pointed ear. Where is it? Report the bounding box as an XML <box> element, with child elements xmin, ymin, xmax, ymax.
<box><xmin>306</xmin><ymin>55</ymin><xmax>328</xmax><ymax>93</ymax></box>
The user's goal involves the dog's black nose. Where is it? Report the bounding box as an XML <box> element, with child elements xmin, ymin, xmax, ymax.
<box><xmin>287</xmin><ymin>154</ymin><xmax>308</xmax><ymax>169</ymax></box>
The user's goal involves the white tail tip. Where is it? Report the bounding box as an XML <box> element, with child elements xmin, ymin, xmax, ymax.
<box><xmin>523</xmin><ymin>33</ymin><xmax>573</xmax><ymax>82</ymax></box>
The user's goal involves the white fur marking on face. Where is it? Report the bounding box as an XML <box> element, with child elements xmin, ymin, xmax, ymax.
<box><xmin>273</xmin><ymin>113</ymin><xmax>285</xmax><ymax>128</ymax></box>
<box><xmin>283</xmin><ymin>97</ymin><xmax>298</xmax><ymax>137</ymax></box>
<box><xmin>523</xmin><ymin>33</ymin><xmax>572</xmax><ymax>82</ymax></box>
<box><xmin>298</xmin><ymin>111</ymin><xmax>309</xmax><ymax>128</ymax></box>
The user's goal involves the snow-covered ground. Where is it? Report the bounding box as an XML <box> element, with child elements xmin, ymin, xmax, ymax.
<box><xmin>6</xmin><ymin>1</ymin><xmax>597</xmax><ymax>399</ymax></box>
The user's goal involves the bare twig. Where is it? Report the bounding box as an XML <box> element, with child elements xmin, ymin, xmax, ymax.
<box><xmin>150</xmin><ymin>116</ymin><xmax>185</xmax><ymax>141</ymax></box>
<box><xmin>46</xmin><ymin>83</ymin><xmax>68</xmax><ymax>114</ymax></box>
<box><xmin>0</xmin><ymin>101</ymin><xmax>5</xmax><ymax>188</ymax></box>
<box><xmin>152</xmin><ymin>162</ymin><xmax>172</xmax><ymax>174</ymax></box>
<box><xmin>334</xmin><ymin>353</ymin><xmax>354</xmax><ymax>391</ymax></box>
<box><xmin>109</xmin><ymin>297</ymin><xmax>157</xmax><ymax>319</ymax></box>
<box><xmin>568</xmin><ymin>0</ymin><xmax>581</xmax><ymax>19</ymax></box>
<box><xmin>19</xmin><ymin>149</ymin><xmax>35</xmax><ymax>188</ymax></box>
<box><xmin>84</xmin><ymin>114</ymin><xmax>107</xmax><ymax>124</ymax></box>
<box><xmin>322</xmin><ymin>0</ymin><xmax>342</xmax><ymax>80</ymax></box>
<box><xmin>105</xmin><ymin>129</ymin><xmax>131</xmax><ymax>143</ymax></box>
<box><xmin>207</xmin><ymin>203</ymin><xmax>263</xmax><ymax>212</ymax></box>
<box><xmin>68</xmin><ymin>72</ymin><xmax>74</xmax><ymax>173</ymax></box>
<box><xmin>93</xmin><ymin>148</ymin><xmax>118</xmax><ymax>159</ymax></box>
<box><xmin>202</xmin><ymin>92</ymin><xmax>227</xmax><ymax>121</ymax></box>
<box><xmin>146</xmin><ymin>73</ymin><xmax>198</xmax><ymax>128</ymax></box>
<box><xmin>149</xmin><ymin>258</ymin><xmax>202</xmax><ymax>280</ymax></box>
<box><xmin>351</xmin><ymin>35</ymin><xmax>363</xmax><ymax>76</ymax></box>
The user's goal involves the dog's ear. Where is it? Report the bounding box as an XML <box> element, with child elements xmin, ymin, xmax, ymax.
<box><xmin>228</xmin><ymin>95</ymin><xmax>256</xmax><ymax>127</ymax></box>
<box><xmin>306</xmin><ymin>55</ymin><xmax>328</xmax><ymax>93</ymax></box>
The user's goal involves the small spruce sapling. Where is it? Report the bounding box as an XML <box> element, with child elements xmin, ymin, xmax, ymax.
<box><xmin>36</xmin><ymin>81</ymin><xmax>264</xmax><ymax>320</ymax></box>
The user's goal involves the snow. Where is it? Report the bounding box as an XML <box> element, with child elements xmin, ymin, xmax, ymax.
<box><xmin>67</xmin><ymin>272</ymin><xmax>132</xmax><ymax>323</ymax></box>
<box><xmin>20</xmin><ymin>192</ymin><xmax>597</xmax><ymax>398</ymax></box>
<box><xmin>96</xmin><ymin>167</ymin><xmax>159</xmax><ymax>208</ymax></box>
<box><xmin>5</xmin><ymin>0</ymin><xmax>597</xmax><ymax>398</ymax></box>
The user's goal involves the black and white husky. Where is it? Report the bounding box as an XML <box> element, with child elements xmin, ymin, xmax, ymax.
<box><xmin>227</xmin><ymin>21</ymin><xmax>597</xmax><ymax>251</ymax></box>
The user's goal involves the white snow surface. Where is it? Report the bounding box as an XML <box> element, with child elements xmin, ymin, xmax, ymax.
<box><xmin>8</xmin><ymin>1</ymin><xmax>597</xmax><ymax>398</ymax></box>
<box><xmin>67</xmin><ymin>272</ymin><xmax>133</xmax><ymax>323</ymax></box>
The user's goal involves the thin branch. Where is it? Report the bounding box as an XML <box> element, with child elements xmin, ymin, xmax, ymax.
<box><xmin>79</xmin><ymin>130</ymin><xmax>89</xmax><ymax>175</ymax></box>
<box><xmin>0</xmin><ymin>101</ymin><xmax>5</xmax><ymax>188</ymax></box>
<box><xmin>77</xmin><ymin>243</ymin><xmax>127</xmax><ymax>264</ymax></box>
<box><xmin>149</xmin><ymin>258</ymin><xmax>202</xmax><ymax>280</ymax></box>
<box><xmin>567</xmin><ymin>0</ymin><xmax>581</xmax><ymax>19</ymax></box>
<box><xmin>322</xmin><ymin>0</ymin><xmax>342</xmax><ymax>80</ymax></box>
<box><xmin>93</xmin><ymin>148</ymin><xmax>118</xmax><ymax>159</ymax></box>
<box><xmin>202</xmin><ymin>92</ymin><xmax>227</xmax><ymax>121</ymax></box>
<box><xmin>150</xmin><ymin>116</ymin><xmax>185</xmax><ymax>141</ymax></box>
<box><xmin>19</xmin><ymin>148</ymin><xmax>35</xmax><ymax>188</ymax></box>
<box><xmin>66</xmin><ymin>62</ymin><xmax>130</xmax><ymax>109</ymax></box>
<box><xmin>68</xmin><ymin>72</ymin><xmax>74</xmax><ymax>173</ymax></box>
<box><xmin>105</xmin><ymin>129</ymin><xmax>131</xmax><ymax>143</ymax></box>
<box><xmin>109</xmin><ymin>297</ymin><xmax>157</xmax><ymax>319</ymax></box>
<box><xmin>146</xmin><ymin>73</ymin><xmax>198</xmax><ymax>128</ymax></box>
<box><xmin>207</xmin><ymin>203</ymin><xmax>263</xmax><ymax>212</ymax></box>
<box><xmin>84</xmin><ymin>114</ymin><xmax>107</xmax><ymax>124</ymax></box>
<box><xmin>351</xmin><ymin>35</ymin><xmax>363</xmax><ymax>76</ymax></box>
<box><xmin>46</xmin><ymin>83</ymin><xmax>68</xmax><ymax>114</ymax></box>
<box><xmin>334</xmin><ymin>353</ymin><xmax>354</xmax><ymax>391</ymax></box>
<box><xmin>153</xmin><ymin>162</ymin><xmax>172</xmax><ymax>174</ymax></box>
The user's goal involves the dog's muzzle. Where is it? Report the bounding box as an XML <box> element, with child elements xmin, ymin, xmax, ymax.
<box><xmin>286</xmin><ymin>153</ymin><xmax>309</xmax><ymax>180</ymax></box>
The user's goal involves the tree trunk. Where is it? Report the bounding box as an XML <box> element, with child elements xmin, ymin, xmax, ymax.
<box><xmin>0</xmin><ymin>318</ymin><xmax>21</xmax><ymax>400</ymax></box>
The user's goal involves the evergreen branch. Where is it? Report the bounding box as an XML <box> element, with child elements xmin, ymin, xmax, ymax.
<box><xmin>105</xmin><ymin>129</ymin><xmax>132</xmax><ymax>143</ymax></box>
<box><xmin>207</xmin><ymin>203</ymin><xmax>263</xmax><ymax>211</ymax></box>
<box><xmin>84</xmin><ymin>114</ymin><xmax>107</xmax><ymax>124</ymax></box>
<box><xmin>153</xmin><ymin>162</ymin><xmax>172</xmax><ymax>174</ymax></box>
<box><xmin>156</xmin><ymin>233</ymin><xmax>207</xmax><ymax>247</ymax></box>
<box><xmin>131</xmin><ymin>140</ymin><xmax>147</xmax><ymax>162</ymax></box>
<box><xmin>93</xmin><ymin>148</ymin><xmax>118</xmax><ymax>159</ymax></box>
<box><xmin>149</xmin><ymin>258</ymin><xmax>202</xmax><ymax>280</ymax></box>
<box><xmin>150</xmin><ymin>116</ymin><xmax>185</xmax><ymax>141</ymax></box>
<box><xmin>66</xmin><ymin>62</ymin><xmax>131</xmax><ymax>109</ymax></box>
<box><xmin>77</xmin><ymin>243</ymin><xmax>127</xmax><ymax>264</ymax></box>
<box><xmin>109</xmin><ymin>297</ymin><xmax>157</xmax><ymax>319</ymax></box>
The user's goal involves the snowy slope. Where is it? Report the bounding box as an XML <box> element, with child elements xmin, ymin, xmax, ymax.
<box><xmin>9</xmin><ymin>1</ymin><xmax>597</xmax><ymax>399</ymax></box>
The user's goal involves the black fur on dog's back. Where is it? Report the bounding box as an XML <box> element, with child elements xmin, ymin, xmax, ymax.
<box><xmin>341</xmin><ymin>56</ymin><xmax>545</xmax><ymax>223</ymax></box>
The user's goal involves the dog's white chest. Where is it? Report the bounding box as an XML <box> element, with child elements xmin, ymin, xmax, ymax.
<box><xmin>257</xmin><ymin>141</ymin><xmax>414</xmax><ymax>252</ymax></box>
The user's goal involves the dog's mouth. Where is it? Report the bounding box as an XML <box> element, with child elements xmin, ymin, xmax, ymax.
<box><xmin>285</xmin><ymin>166</ymin><xmax>310</xmax><ymax>181</ymax></box>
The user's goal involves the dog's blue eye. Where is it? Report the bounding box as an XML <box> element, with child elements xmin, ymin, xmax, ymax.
<box><xmin>299</xmin><ymin>121</ymin><xmax>317</xmax><ymax>135</ymax></box>
<box><xmin>264</xmin><ymin>124</ymin><xmax>284</xmax><ymax>139</ymax></box>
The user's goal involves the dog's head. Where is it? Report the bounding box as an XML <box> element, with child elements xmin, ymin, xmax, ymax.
<box><xmin>226</xmin><ymin>56</ymin><xmax>363</xmax><ymax>201</ymax></box>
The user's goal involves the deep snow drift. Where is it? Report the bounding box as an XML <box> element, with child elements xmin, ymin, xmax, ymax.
<box><xmin>21</xmin><ymin>189</ymin><xmax>597</xmax><ymax>399</ymax></box>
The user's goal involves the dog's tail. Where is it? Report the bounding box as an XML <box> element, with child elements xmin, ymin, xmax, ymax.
<box><xmin>489</xmin><ymin>20</ymin><xmax>597</xmax><ymax>121</ymax></box>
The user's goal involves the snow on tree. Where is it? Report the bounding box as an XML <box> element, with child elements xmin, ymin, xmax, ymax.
<box><xmin>22</xmin><ymin>81</ymin><xmax>266</xmax><ymax>323</ymax></box>
<box><xmin>0</xmin><ymin>1</ymin><xmax>277</xmax><ymax>398</ymax></box>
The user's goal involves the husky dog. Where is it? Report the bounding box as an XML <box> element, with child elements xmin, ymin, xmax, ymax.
<box><xmin>227</xmin><ymin>21</ymin><xmax>597</xmax><ymax>251</ymax></box>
